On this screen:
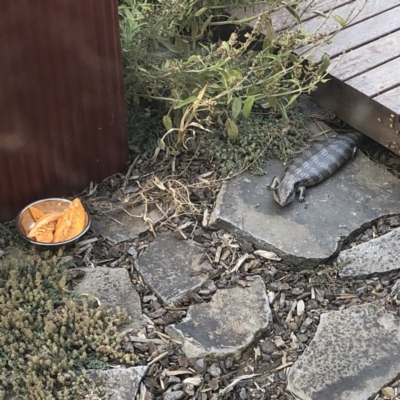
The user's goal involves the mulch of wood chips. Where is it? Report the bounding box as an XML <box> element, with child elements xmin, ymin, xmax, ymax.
<box><xmin>67</xmin><ymin>136</ymin><xmax>400</xmax><ymax>400</ymax></box>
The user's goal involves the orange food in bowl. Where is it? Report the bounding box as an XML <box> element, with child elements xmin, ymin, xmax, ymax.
<box><xmin>27</xmin><ymin>198</ymin><xmax>87</xmax><ymax>243</ymax></box>
<box><xmin>29</xmin><ymin>206</ymin><xmax>45</xmax><ymax>221</ymax></box>
<box><xmin>27</xmin><ymin>212</ymin><xmax>63</xmax><ymax>242</ymax></box>
<box><xmin>53</xmin><ymin>198</ymin><xmax>86</xmax><ymax>243</ymax></box>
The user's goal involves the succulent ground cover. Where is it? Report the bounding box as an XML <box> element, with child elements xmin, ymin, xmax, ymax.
<box><xmin>0</xmin><ymin>250</ymin><xmax>136</xmax><ymax>399</ymax></box>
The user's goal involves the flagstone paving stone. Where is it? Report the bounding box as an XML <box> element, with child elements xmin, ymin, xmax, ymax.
<box><xmin>89</xmin><ymin>366</ymin><xmax>148</xmax><ymax>400</ymax></box>
<box><xmin>91</xmin><ymin>204</ymin><xmax>162</xmax><ymax>243</ymax></box>
<box><xmin>287</xmin><ymin>303</ymin><xmax>400</xmax><ymax>400</ymax></box>
<box><xmin>337</xmin><ymin>227</ymin><xmax>400</xmax><ymax>278</ymax></box>
<box><xmin>165</xmin><ymin>275</ymin><xmax>271</xmax><ymax>359</ymax></box>
<box><xmin>74</xmin><ymin>267</ymin><xmax>145</xmax><ymax>333</ymax></box>
<box><xmin>136</xmin><ymin>233</ymin><xmax>209</xmax><ymax>303</ymax></box>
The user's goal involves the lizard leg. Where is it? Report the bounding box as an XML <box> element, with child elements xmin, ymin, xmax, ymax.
<box><xmin>297</xmin><ymin>186</ymin><xmax>306</xmax><ymax>202</ymax></box>
<box><xmin>267</xmin><ymin>176</ymin><xmax>281</xmax><ymax>191</ymax></box>
<box><xmin>351</xmin><ymin>146</ymin><xmax>357</xmax><ymax>160</ymax></box>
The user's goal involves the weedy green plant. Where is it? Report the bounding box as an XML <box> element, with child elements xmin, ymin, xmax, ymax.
<box><xmin>118</xmin><ymin>0</ymin><xmax>365</xmax><ymax>149</ymax></box>
<box><xmin>0</xmin><ymin>250</ymin><xmax>137</xmax><ymax>399</ymax></box>
<box><xmin>200</xmin><ymin>109</ymin><xmax>310</xmax><ymax>176</ymax></box>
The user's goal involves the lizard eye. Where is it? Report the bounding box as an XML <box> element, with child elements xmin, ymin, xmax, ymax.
<box><xmin>287</xmin><ymin>191</ymin><xmax>296</xmax><ymax>202</ymax></box>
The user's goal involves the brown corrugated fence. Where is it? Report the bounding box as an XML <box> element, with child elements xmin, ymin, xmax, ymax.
<box><xmin>0</xmin><ymin>0</ymin><xmax>128</xmax><ymax>222</ymax></box>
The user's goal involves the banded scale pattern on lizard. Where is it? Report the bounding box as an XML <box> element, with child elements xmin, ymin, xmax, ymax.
<box><xmin>268</xmin><ymin>132</ymin><xmax>364</xmax><ymax>206</ymax></box>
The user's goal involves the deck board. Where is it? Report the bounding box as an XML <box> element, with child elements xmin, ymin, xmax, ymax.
<box><xmin>307</xmin><ymin>0</ymin><xmax>400</xmax><ymax>151</ymax></box>
<box><xmin>300</xmin><ymin>0</ymin><xmax>400</xmax><ymax>35</ymax></box>
<box><xmin>375</xmin><ymin>87</ymin><xmax>400</xmax><ymax>115</ymax></box>
<box><xmin>312</xmin><ymin>76</ymin><xmax>400</xmax><ymax>150</ymax></box>
<box><xmin>271</xmin><ymin>0</ymin><xmax>351</xmax><ymax>31</ymax></box>
<box><xmin>325</xmin><ymin>30</ymin><xmax>400</xmax><ymax>81</ymax></box>
<box><xmin>302</xmin><ymin>6</ymin><xmax>400</xmax><ymax>60</ymax></box>
<box><xmin>234</xmin><ymin>0</ymin><xmax>352</xmax><ymax>32</ymax></box>
<box><xmin>231</xmin><ymin>0</ymin><xmax>400</xmax><ymax>153</ymax></box>
<box><xmin>346</xmin><ymin>58</ymin><xmax>400</xmax><ymax>97</ymax></box>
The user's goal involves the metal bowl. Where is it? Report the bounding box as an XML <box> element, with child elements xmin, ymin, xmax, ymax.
<box><xmin>15</xmin><ymin>198</ymin><xmax>91</xmax><ymax>246</ymax></box>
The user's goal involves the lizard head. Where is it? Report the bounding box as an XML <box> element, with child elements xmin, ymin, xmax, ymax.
<box><xmin>272</xmin><ymin>181</ymin><xmax>296</xmax><ymax>206</ymax></box>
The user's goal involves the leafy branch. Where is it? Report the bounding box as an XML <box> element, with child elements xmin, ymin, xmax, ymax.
<box><xmin>119</xmin><ymin>0</ymin><xmax>366</xmax><ymax>144</ymax></box>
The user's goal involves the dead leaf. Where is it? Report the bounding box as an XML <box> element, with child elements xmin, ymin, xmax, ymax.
<box><xmin>166</xmin><ymin>370</ymin><xmax>193</xmax><ymax>376</ymax></box>
<box><xmin>382</xmin><ymin>387</ymin><xmax>395</xmax><ymax>398</ymax></box>
<box><xmin>296</xmin><ymin>299</ymin><xmax>305</xmax><ymax>316</ymax></box>
<box><xmin>183</xmin><ymin>376</ymin><xmax>203</xmax><ymax>386</ymax></box>
<box><xmin>229</xmin><ymin>253</ymin><xmax>250</xmax><ymax>273</ymax></box>
<box><xmin>254</xmin><ymin>250</ymin><xmax>282</xmax><ymax>261</ymax></box>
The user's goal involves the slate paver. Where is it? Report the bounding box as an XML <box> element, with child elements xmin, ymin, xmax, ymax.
<box><xmin>91</xmin><ymin>204</ymin><xmax>162</xmax><ymax>243</ymax></box>
<box><xmin>89</xmin><ymin>366</ymin><xmax>148</xmax><ymax>400</ymax></box>
<box><xmin>210</xmin><ymin>123</ymin><xmax>400</xmax><ymax>266</ymax></box>
<box><xmin>136</xmin><ymin>233</ymin><xmax>209</xmax><ymax>303</ymax></box>
<box><xmin>337</xmin><ymin>227</ymin><xmax>400</xmax><ymax>278</ymax></box>
<box><xmin>165</xmin><ymin>276</ymin><xmax>271</xmax><ymax>359</ymax></box>
<box><xmin>74</xmin><ymin>267</ymin><xmax>144</xmax><ymax>333</ymax></box>
<box><xmin>287</xmin><ymin>303</ymin><xmax>400</xmax><ymax>400</ymax></box>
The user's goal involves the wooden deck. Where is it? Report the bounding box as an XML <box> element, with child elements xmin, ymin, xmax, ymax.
<box><xmin>234</xmin><ymin>0</ymin><xmax>400</xmax><ymax>154</ymax></box>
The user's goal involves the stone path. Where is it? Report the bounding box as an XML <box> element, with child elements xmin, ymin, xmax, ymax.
<box><xmin>91</xmin><ymin>203</ymin><xmax>163</xmax><ymax>243</ymax></box>
<box><xmin>74</xmin><ymin>267</ymin><xmax>146</xmax><ymax>332</ymax></box>
<box><xmin>210</xmin><ymin>122</ymin><xmax>400</xmax><ymax>267</ymax></box>
<box><xmin>74</xmin><ymin>227</ymin><xmax>400</xmax><ymax>399</ymax></box>
<box><xmin>166</xmin><ymin>275</ymin><xmax>271</xmax><ymax>359</ymax></box>
<box><xmin>64</xmin><ymin>124</ymin><xmax>400</xmax><ymax>399</ymax></box>
<box><xmin>135</xmin><ymin>233</ymin><xmax>209</xmax><ymax>303</ymax></box>
<box><xmin>287</xmin><ymin>303</ymin><xmax>400</xmax><ymax>400</ymax></box>
<box><xmin>89</xmin><ymin>366</ymin><xmax>148</xmax><ymax>400</ymax></box>
<box><xmin>337</xmin><ymin>227</ymin><xmax>400</xmax><ymax>278</ymax></box>
<box><xmin>70</xmin><ymin>268</ymin><xmax>148</xmax><ymax>399</ymax></box>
